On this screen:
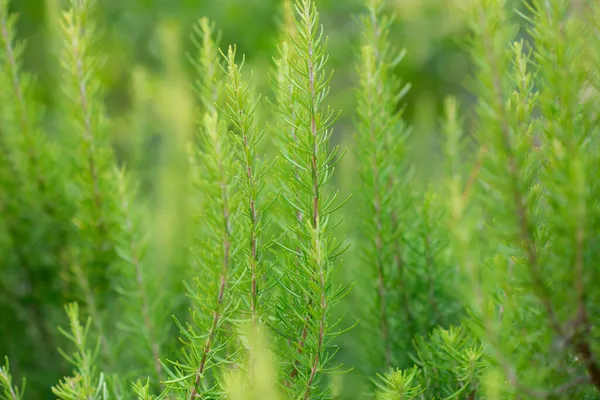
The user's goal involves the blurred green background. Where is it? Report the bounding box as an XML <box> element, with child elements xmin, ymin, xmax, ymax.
<box><xmin>11</xmin><ymin>0</ymin><xmax>471</xmax><ymax>181</ymax></box>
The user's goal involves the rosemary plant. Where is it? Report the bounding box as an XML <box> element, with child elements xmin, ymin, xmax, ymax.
<box><xmin>113</xmin><ymin>168</ymin><xmax>167</xmax><ymax>387</ymax></box>
<box><xmin>56</xmin><ymin>0</ymin><xmax>118</xmax><ymax>369</ymax></box>
<box><xmin>372</xmin><ymin>367</ymin><xmax>422</xmax><ymax>400</ymax></box>
<box><xmin>2</xmin><ymin>0</ymin><xmax>600</xmax><ymax>398</ymax></box>
<box><xmin>447</xmin><ymin>0</ymin><xmax>600</xmax><ymax>397</ymax></box>
<box><xmin>163</xmin><ymin>17</ymin><xmax>244</xmax><ymax>398</ymax></box>
<box><xmin>352</xmin><ymin>0</ymin><xmax>463</xmax><ymax>380</ymax></box>
<box><xmin>272</xmin><ymin>0</ymin><xmax>349</xmax><ymax>397</ymax></box>
<box><xmin>0</xmin><ymin>0</ymin><xmax>69</xmax><ymax>388</ymax></box>
<box><xmin>57</xmin><ymin>2</ymin><xmax>175</xmax><ymax>394</ymax></box>
<box><xmin>354</xmin><ymin>0</ymin><xmax>411</xmax><ymax>371</ymax></box>
<box><xmin>218</xmin><ymin>44</ymin><xmax>272</xmax><ymax>324</ymax></box>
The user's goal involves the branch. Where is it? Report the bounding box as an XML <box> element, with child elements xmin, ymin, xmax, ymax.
<box><xmin>189</xmin><ymin>144</ymin><xmax>232</xmax><ymax>399</ymax></box>
<box><xmin>479</xmin><ymin>8</ymin><xmax>560</xmax><ymax>333</ymax></box>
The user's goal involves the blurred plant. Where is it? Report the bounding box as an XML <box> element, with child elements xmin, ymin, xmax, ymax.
<box><xmin>354</xmin><ymin>0</ymin><xmax>412</xmax><ymax>371</ymax></box>
<box><xmin>0</xmin><ymin>0</ymin><xmax>70</xmax><ymax>392</ymax></box>
<box><xmin>447</xmin><ymin>0</ymin><xmax>600</xmax><ymax>397</ymax></box>
<box><xmin>372</xmin><ymin>325</ymin><xmax>486</xmax><ymax>399</ymax></box>
<box><xmin>351</xmin><ymin>1</ymin><xmax>463</xmax><ymax>385</ymax></box>
<box><xmin>56</xmin><ymin>0</ymin><xmax>120</xmax><ymax>368</ymax></box>
<box><xmin>222</xmin><ymin>322</ymin><xmax>283</xmax><ymax>400</ymax></box>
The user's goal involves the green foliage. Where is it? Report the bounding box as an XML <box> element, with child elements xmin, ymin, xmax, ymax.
<box><xmin>373</xmin><ymin>367</ymin><xmax>423</xmax><ymax>400</ymax></box>
<box><xmin>0</xmin><ymin>0</ymin><xmax>69</xmax><ymax>391</ymax></box>
<box><xmin>51</xmin><ymin>303</ymin><xmax>108</xmax><ymax>400</ymax></box>
<box><xmin>0</xmin><ymin>357</ymin><xmax>25</xmax><ymax>400</ymax></box>
<box><xmin>411</xmin><ymin>325</ymin><xmax>486</xmax><ymax>398</ymax></box>
<box><xmin>219</xmin><ymin>44</ymin><xmax>272</xmax><ymax>324</ymax></box>
<box><xmin>271</xmin><ymin>1</ymin><xmax>351</xmax><ymax>398</ymax></box>
<box><xmin>351</xmin><ymin>1</ymin><xmax>463</xmax><ymax>384</ymax></box>
<box><xmin>56</xmin><ymin>0</ymin><xmax>119</xmax><ymax>371</ymax></box>
<box><xmin>133</xmin><ymin>380</ymin><xmax>155</xmax><ymax>400</ymax></box>
<box><xmin>354</xmin><ymin>0</ymin><xmax>412</xmax><ymax>371</ymax></box>
<box><xmin>1</xmin><ymin>0</ymin><xmax>600</xmax><ymax>399</ymax></box>
<box><xmin>372</xmin><ymin>325</ymin><xmax>486</xmax><ymax>399</ymax></box>
<box><xmin>447</xmin><ymin>0</ymin><xmax>600</xmax><ymax>397</ymax></box>
<box><xmin>163</xmin><ymin>17</ymin><xmax>243</xmax><ymax>398</ymax></box>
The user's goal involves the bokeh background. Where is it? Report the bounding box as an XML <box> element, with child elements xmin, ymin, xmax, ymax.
<box><xmin>4</xmin><ymin>0</ymin><xmax>481</xmax><ymax>397</ymax></box>
<box><xmin>12</xmin><ymin>0</ymin><xmax>472</xmax><ymax>180</ymax></box>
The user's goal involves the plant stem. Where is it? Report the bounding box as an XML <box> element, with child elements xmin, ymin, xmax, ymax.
<box><xmin>479</xmin><ymin>8</ymin><xmax>559</xmax><ymax>332</ymax></box>
<box><xmin>189</xmin><ymin>136</ymin><xmax>231</xmax><ymax>399</ymax></box>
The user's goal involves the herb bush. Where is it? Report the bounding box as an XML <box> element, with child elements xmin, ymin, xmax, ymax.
<box><xmin>1</xmin><ymin>0</ymin><xmax>599</xmax><ymax>398</ymax></box>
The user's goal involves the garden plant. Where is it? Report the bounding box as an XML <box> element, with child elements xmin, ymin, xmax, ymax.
<box><xmin>1</xmin><ymin>0</ymin><xmax>599</xmax><ymax>398</ymax></box>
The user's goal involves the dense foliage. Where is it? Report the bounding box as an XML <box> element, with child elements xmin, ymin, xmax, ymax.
<box><xmin>1</xmin><ymin>0</ymin><xmax>599</xmax><ymax>399</ymax></box>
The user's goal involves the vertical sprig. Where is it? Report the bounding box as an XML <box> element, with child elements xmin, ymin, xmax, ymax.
<box><xmin>271</xmin><ymin>0</ymin><xmax>302</xmax><ymax>286</ymax></box>
<box><xmin>163</xmin><ymin>18</ymin><xmax>243</xmax><ymax>399</ymax></box>
<box><xmin>354</xmin><ymin>0</ymin><xmax>411</xmax><ymax>371</ymax></box>
<box><xmin>57</xmin><ymin>0</ymin><xmax>117</xmax><ymax>368</ymax></box>
<box><xmin>273</xmin><ymin>0</ymin><xmax>299</xmax><ymax>133</ymax></box>
<box><xmin>464</xmin><ymin>0</ymin><xmax>547</xmax><ymax>393</ymax></box>
<box><xmin>443</xmin><ymin>96</ymin><xmax>484</xmax><ymax>317</ymax></box>
<box><xmin>275</xmin><ymin>0</ymin><xmax>349</xmax><ymax>397</ymax></box>
<box><xmin>412</xmin><ymin>191</ymin><xmax>449</xmax><ymax>328</ymax></box>
<box><xmin>192</xmin><ymin>18</ymin><xmax>221</xmax><ymax>115</ymax></box>
<box><xmin>528</xmin><ymin>0</ymin><xmax>600</xmax><ymax>390</ymax></box>
<box><xmin>219</xmin><ymin>45</ymin><xmax>271</xmax><ymax>324</ymax></box>
<box><xmin>59</xmin><ymin>0</ymin><xmax>112</xmax><ymax>252</ymax></box>
<box><xmin>113</xmin><ymin>167</ymin><xmax>164</xmax><ymax>385</ymax></box>
<box><xmin>272</xmin><ymin>0</ymin><xmax>301</xmax><ymax>225</ymax></box>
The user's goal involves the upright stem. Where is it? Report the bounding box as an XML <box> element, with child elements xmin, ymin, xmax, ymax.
<box><xmin>239</xmin><ymin>102</ymin><xmax>259</xmax><ymax>322</ymax></box>
<box><xmin>390</xmin><ymin>185</ymin><xmax>414</xmax><ymax>337</ymax></box>
<box><xmin>283</xmin><ymin>39</ymin><xmax>309</xmax><ymax>382</ymax></box>
<box><xmin>303</xmin><ymin>4</ymin><xmax>326</xmax><ymax>395</ymax></box>
<box><xmin>287</xmin><ymin>2</ymin><xmax>330</xmax><ymax>394</ymax></box>
<box><xmin>130</xmin><ymin>233</ymin><xmax>162</xmax><ymax>381</ymax></box>
<box><xmin>72</xmin><ymin>261</ymin><xmax>111</xmax><ymax>364</ymax></box>
<box><xmin>0</xmin><ymin>6</ymin><xmax>55</xmax><ymax>353</ymax></box>
<box><xmin>189</xmin><ymin>136</ymin><xmax>231</xmax><ymax>399</ymax></box>
<box><xmin>69</xmin><ymin>21</ymin><xmax>104</xmax><ymax>234</ymax></box>
<box><xmin>479</xmin><ymin>9</ymin><xmax>559</xmax><ymax>332</ymax></box>
<box><xmin>368</xmin><ymin>86</ymin><xmax>391</xmax><ymax>369</ymax></box>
